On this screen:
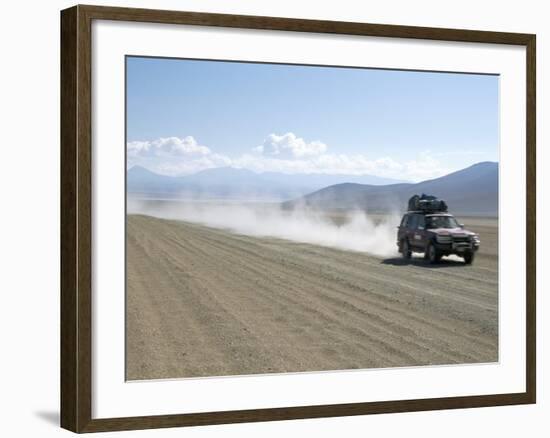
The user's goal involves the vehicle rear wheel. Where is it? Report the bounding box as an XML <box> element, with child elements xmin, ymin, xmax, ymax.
<box><xmin>401</xmin><ymin>240</ymin><xmax>411</xmax><ymax>259</ymax></box>
<box><xmin>464</xmin><ymin>252</ymin><xmax>475</xmax><ymax>265</ymax></box>
<box><xmin>427</xmin><ymin>243</ymin><xmax>441</xmax><ymax>264</ymax></box>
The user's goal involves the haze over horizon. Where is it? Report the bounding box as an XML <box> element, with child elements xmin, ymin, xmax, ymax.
<box><xmin>127</xmin><ymin>161</ymin><xmax>499</xmax><ymax>216</ymax></box>
<box><xmin>128</xmin><ymin>160</ymin><xmax>497</xmax><ymax>181</ymax></box>
<box><xmin>127</xmin><ymin>162</ymin><xmax>412</xmax><ymax>183</ymax></box>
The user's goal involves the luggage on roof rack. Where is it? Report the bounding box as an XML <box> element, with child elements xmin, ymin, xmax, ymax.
<box><xmin>408</xmin><ymin>193</ymin><xmax>448</xmax><ymax>213</ymax></box>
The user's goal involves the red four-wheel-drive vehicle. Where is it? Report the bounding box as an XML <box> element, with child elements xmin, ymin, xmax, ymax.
<box><xmin>397</xmin><ymin>195</ymin><xmax>480</xmax><ymax>264</ymax></box>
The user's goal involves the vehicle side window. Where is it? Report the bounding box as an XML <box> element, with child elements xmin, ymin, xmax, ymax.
<box><xmin>400</xmin><ymin>215</ymin><xmax>409</xmax><ymax>227</ymax></box>
<box><xmin>408</xmin><ymin>214</ymin><xmax>418</xmax><ymax>229</ymax></box>
<box><xmin>417</xmin><ymin>215</ymin><xmax>425</xmax><ymax>229</ymax></box>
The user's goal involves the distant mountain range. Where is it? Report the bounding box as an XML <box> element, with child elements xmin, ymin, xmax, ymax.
<box><xmin>283</xmin><ymin>161</ymin><xmax>498</xmax><ymax>216</ymax></box>
<box><xmin>127</xmin><ymin>166</ymin><xmax>409</xmax><ymax>201</ymax></box>
<box><xmin>127</xmin><ymin>162</ymin><xmax>498</xmax><ymax>216</ymax></box>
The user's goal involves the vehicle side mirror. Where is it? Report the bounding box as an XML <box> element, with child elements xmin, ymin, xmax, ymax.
<box><xmin>459</xmin><ymin>223</ymin><xmax>464</xmax><ymax>229</ymax></box>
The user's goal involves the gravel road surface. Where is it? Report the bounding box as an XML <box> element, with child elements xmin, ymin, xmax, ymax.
<box><xmin>126</xmin><ymin>214</ymin><xmax>498</xmax><ymax>380</ymax></box>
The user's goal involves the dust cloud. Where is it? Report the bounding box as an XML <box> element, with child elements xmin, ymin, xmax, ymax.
<box><xmin>128</xmin><ymin>199</ymin><xmax>400</xmax><ymax>257</ymax></box>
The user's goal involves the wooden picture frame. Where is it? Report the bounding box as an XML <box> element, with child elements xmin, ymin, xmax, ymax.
<box><xmin>61</xmin><ymin>4</ymin><xmax>536</xmax><ymax>433</ymax></box>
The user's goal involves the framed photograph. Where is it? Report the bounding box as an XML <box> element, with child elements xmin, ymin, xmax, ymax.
<box><xmin>60</xmin><ymin>4</ymin><xmax>536</xmax><ymax>433</ymax></box>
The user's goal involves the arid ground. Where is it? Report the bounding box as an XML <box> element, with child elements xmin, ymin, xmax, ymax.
<box><xmin>126</xmin><ymin>213</ymin><xmax>498</xmax><ymax>380</ymax></box>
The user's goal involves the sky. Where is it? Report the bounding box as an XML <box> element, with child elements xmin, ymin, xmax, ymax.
<box><xmin>126</xmin><ymin>56</ymin><xmax>499</xmax><ymax>182</ymax></box>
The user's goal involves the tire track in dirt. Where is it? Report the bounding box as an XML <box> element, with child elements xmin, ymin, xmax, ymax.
<box><xmin>126</xmin><ymin>215</ymin><xmax>498</xmax><ymax>380</ymax></box>
<box><xmin>172</xmin><ymin>225</ymin><xmax>494</xmax><ymax>362</ymax></box>
<box><xmin>167</xmin><ymin>220</ymin><xmax>498</xmax><ymax>343</ymax></box>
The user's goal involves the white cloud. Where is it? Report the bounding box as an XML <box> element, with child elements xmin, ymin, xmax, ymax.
<box><xmin>127</xmin><ymin>136</ymin><xmax>211</xmax><ymax>158</ymax></box>
<box><xmin>128</xmin><ymin>134</ymin><xmax>452</xmax><ymax>181</ymax></box>
<box><xmin>400</xmin><ymin>151</ymin><xmax>450</xmax><ymax>182</ymax></box>
<box><xmin>233</xmin><ymin>151</ymin><xmax>449</xmax><ymax>181</ymax></box>
<box><xmin>255</xmin><ymin>133</ymin><xmax>327</xmax><ymax>158</ymax></box>
<box><xmin>127</xmin><ymin>136</ymin><xmax>230</xmax><ymax>176</ymax></box>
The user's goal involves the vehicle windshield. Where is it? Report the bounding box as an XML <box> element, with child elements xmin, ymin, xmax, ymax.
<box><xmin>426</xmin><ymin>216</ymin><xmax>459</xmax><ymax>229</ymax></box>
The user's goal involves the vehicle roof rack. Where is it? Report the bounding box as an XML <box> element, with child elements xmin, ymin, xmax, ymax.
<box><xmin>407</xmin><ymin>194</ymin><xmax>448</xmax><ymax>213</ymax></box>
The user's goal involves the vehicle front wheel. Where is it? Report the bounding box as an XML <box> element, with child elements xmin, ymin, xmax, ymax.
<box><xmin>427</xmin><ymin>243</ymin><xmax>441</xmax><ymax>264</ymax></box>
<box><xmin>464</xmin><ymin>252</ymin><xmax>475</xmax><ymax>265</ymax></box>
<box><xmin>401</xmin><ymin>240</ymin><xmax>411</xmax><ymax>259</ymax></box>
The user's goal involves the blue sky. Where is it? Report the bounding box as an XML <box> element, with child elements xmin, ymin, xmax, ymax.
<box><xmin>126</xmin><ymin>56</ymin><xmax>499</xmax><ymax>182</ymax></box>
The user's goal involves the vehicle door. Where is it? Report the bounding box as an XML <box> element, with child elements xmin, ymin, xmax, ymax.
<box><xmin>415</xmin><ymin>214</ymin><xmax>430</xmax><ymax>250</ymax></box>
<box><xmin>398</xmin><ymin>214</ymin><xmax>409</xmax><ymax>242</ymax></box>
<box><xmin>407</xmin><ymin>214</ymin><xmax>421</xmax><ymax>249</ymax></box>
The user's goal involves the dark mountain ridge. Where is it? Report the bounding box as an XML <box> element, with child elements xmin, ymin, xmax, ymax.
<box><xmin>283</xmin><ymin>162</ymin><xmax>498</xmax><ymax>216</ymax></box>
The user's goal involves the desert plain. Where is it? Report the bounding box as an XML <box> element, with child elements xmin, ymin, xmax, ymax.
<box><xmin>126</xmin><ymin>202</ymin><xmax>498</xmax><ymax>381</ymax></box>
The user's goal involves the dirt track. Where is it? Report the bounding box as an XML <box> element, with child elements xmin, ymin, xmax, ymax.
<box><xmin>126</xmin><ymin>214</ymin><xmax>498</xmax><ymax>380</ymax></box>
